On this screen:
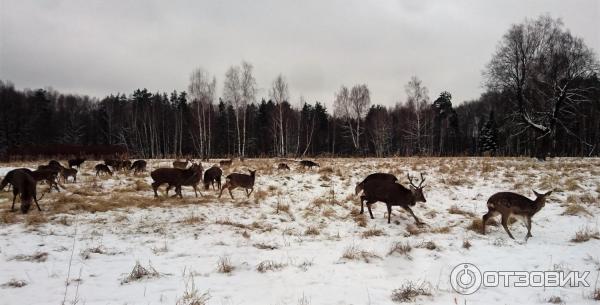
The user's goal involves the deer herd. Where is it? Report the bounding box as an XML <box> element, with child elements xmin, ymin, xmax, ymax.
<box><xmin>0</xmin><ymin>157</ymin><xmax>554</xmax><ymax>240</ymax></box>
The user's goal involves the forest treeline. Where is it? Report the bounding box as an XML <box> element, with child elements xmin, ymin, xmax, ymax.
<box><xmin>1</xmin><ymin>15</ymin><xmax>599</xmax><ymax>159</ymax></box>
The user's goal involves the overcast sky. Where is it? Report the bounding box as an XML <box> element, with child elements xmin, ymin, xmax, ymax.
<box><xmin>1</xmin><ymin>0</ymin><xmax>599</xmax><ymax>108</ymax></box>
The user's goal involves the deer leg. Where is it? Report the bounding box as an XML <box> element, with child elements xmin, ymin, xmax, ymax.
<box><xmin>359</xmin><ymin>195</ymin><xmax>366</xmax><ymax>214</ymax></box>
<box><xmin>403</xmin><ymin>206</ymin><xmax>422</xmax><ymax>225</ymax></box>
<box><xmin>152</xmin><ymin>182</ymin><xmax>160</xmax><ymax>198</ymax></box>
<box><xmin>387</xmin><ymin>204</ymin><xmax>392</xmax><ymax>224</ymax></box>
<box><xmin>501</xmin><ymin>214</ymin><xmax>515</xmax><ymax>239</ymax></box>
<box><xmin>193</xmin><ymin>185</ymin><xmax>198</xmax><ymax>198</ymax></box>
<box><xmin>11</xmin><ymin>192</ymin><xmax>17</xmax><ymax>211</ymax></box>
<box><xmin>228</xmin><ymin>187</ymin><xmax>235</xmax><ymax>199</ymax></box>
<box><xmin>218</xmin><ymin>182</ymin><xmax>228</xmax><ymax>198</ymax></box>
<box><xmin>366</xmin><ymin>203</ymin><xmax>375</xmax><ymax>219</ymax></box>
<box><xmin>525</xmin><ymin>216</ymin><xmax>533</xmax><ymax>239</ymax></box>
<box><xmin>33</xmin><ymin>195</ymin><xmax>42</xmax><ymax>212</ymax></box>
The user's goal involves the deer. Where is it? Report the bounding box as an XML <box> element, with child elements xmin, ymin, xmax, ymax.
<box><xmin>151</xmin><ymin>164</ymin><xmax>203</xmax><ymax>198</ymax></box>
<box><xmin>299</xmin><ymin>160</ymin><xmax>319</xmax><ymax>169</ymax></box>
<box><xmin>165</xmin><ymin>163</ymin><xmax>203</xmax><ymax>197</ymax></box>
<box><xmin>173</xmin><ymin>158</ymin><xmax>192</xmax><ymax>169</ymax></box>
<box><xmin>277</xmin><ymin>163</ymin><xmax>290</xmax><ymax>171</ymax></box>
<box><xmin>0</xmin><ymin>169</ymin><xmax>42</xmax><ymax>213</ymax></box>
<box><xmin>482</xmin><ymin>190</ymin><xmax>552</xmax><ymax>240</ymax></box>
<box><xmin>95</xmin><ymin>163</ymin><xmax>113</xmax><ymax>176</ymax></box>
<box><xmin>219</xmin><ymin>170</ymin><xmax>256</xmax><ymax>199</ymax></box>
<box><xmin>203</xmin><ymin>166</ymin><xmax>223</xmax><ymax>190</ymax></box>
<box><xmin>219</xmin><ymin>159</ymin><xmax>233</xmax><ymax>167</ymax></box>
<box><xmin>48</xmin><ymin>160</ymin><xmax>65</xmax><ymax>169</ymax></box>
<box><xmin>61</xmin><ymin>168</ymin><xmax>78</xmax><ymax>183</ymax></box>
<box><xmin>121</xmin><ymin>160</ymin><xmax>132</xmax><ymax>171</ymax></box>
<box><xmin>360</xmin><ymin>173</ymin><xmax>426</xmax><ymax>225</ymax></box>
<box><xmin>68</xmin><ymin>157</ymin><xmax>86</xmax><ymax>169</ymax></box>
<box><xmin>130</xmin><ymin>160</ymin><xmax>147</xmax><ymax>175</ymax></box>
<box><xmin>29</xmin><ymin>168</ymin><xmax>61</xmax><ymax>192</ymax></box>
<box><xmin>104</xmin><ymin>159</ymin><xmax>122</xmax><ymax>171</ymax></box>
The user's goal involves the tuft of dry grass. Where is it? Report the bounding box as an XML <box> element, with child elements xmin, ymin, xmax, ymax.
<box><xmin>80</xmin><ymin>245</ymin><xmax>106</xmax><ymax>260</ymax></box>
<box><xmin>134</xmin><ymin>180</ymin><xmax>151</xmax><ymax>191</ymax></box>
<box><xmin>121</xmin><ymin>261</ymin><xmax>160</xmax><ymax>284</ymax></box>
<box><xmin>25</xmin><ymin>213</ymin><xmax>48</xmax><ymax>226</ymax></box>
<box><xmin>462</xmin><ymin>240</ymin><xmax>472</xmax><ymax>250</ymax></box>
<box><xmin>253</xmin><ymin>189</ymin><xmax>268</xmax><ymax>204</ymax></box>
<box><xmin>362</xmin><ymin>228</ymin><xmax>384</xmax><ymax>238</ymax></box>
<box><xmin>304</xmin><ymin>226</ymin><xmax>321</xmax><ymax>236</ymax></box>
<box><xmin>341</xmin><ymin>244</ymin><xmax>381</xmax><ymax>263</ymax></box>
<box><xmin>1</xmin><ymin>210</ymin><xmax>17</xmax><ymax>224</ymax></box>
<box><xmin>405</xmin><ymin>224</ymin><xmax>423</xmax><ymax>236</ymax></box>
<box><xmin>447</xmin><ymin>205</ymin><xmax>476</xmax><ymax>217</ymax></box>
<box><xmin>1</xmin><ymin>279</ymin><xmax>27</xmax><ymax>288</ymax></box>
<box><xmin>176</xmin><ymin>277</ymin><xmax>210</xmax><ymax>305</ymax></box>
<box><xmin>562</xmin><ymin>204</ymin><xmax>591</xmax><ymax>216</ymax></box>
<box><xmin>564</xmin><ymin>178</ymin><xmax>581</xmax><ymax>191</ymax></box>
<box><xmin>388</xmin><ymin>241</ymin><xmax>412</xmax><ymax>259</ymax></box>
<box><xmin>430</xmin><ymin>226</ymin><xmax>451</xmax><ymax>234</ymax></box>
<box><xmin>11</xmin><ymin>251</ymin><xmax>48</xmax><ymax>262</ymax></box>
<box><xmin>571</xmin><ymin>229</ymin><xmax>600</xmax><ymax>243</ymax></box>
<box><xmin>546</xmin><ymin>296</ymin><xmax>563</xmax><ymax>304</ymax></box>
<box><xmin>179</xmin><ymin>213</ymin><xmax>204</xmax><ymax>225</ymax></box>
<box><xmin>592</xmin><ymin>288</ymin><xmax>600</xmax><ymax>301</ymax></box>
<box><xmin>467</xmin><ymin>217</ymin><xmax>496</xmax><ymax>233</ymax></box>
<box><xmin>256</xmin><ymin>260</ymin><xmax>287</xmax><ymax>273</ymax></box>
<box><xmin>391</xmin><ymin>281</ymin><xmax>432</xmax><ymax>303</ymax></box>
<box><xmin>416</xmin><ymin>241</ymin><xmax>437</xmax><ymax>250</ymax></box>
<box><xmin>216</xmin><ymin>256</ymin><xmax>235</xmax><ymax>274</ymax></box>
<box><xmin>253</xmin><ymin>242</ymin><xmax>279</xmax><ymax>250</ymax></box>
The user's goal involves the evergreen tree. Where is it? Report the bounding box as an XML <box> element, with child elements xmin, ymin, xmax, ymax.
<box><xmin>479</xmin><ymin>110</ymin><xmax>499</xmax><ymax>155</ymax></box>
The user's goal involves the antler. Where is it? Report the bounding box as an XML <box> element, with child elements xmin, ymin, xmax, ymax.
<box><xmin>407</xmin><ymin>173</ymin><xmax>417</xmax><ymax>188</ymax></box>
<box><xmin>418</xmin><ymin>173</ymin><xmax>426</xmax><ymax>188</ymax></box>
<box><xmin>407</xmin><ymin>173</ymin><xmax>426</xmax><ymax>188</ymax></box>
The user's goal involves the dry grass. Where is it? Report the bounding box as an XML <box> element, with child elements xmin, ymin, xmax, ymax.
<box><xmin>304</xmin><ymin>226</ymin><xmax>321</xmax><ymax>236</ymax></box>
<box><xmin>11</xmin><ymin>251</ymin><xmax>48</xmax><ymax>262</ymax></box>
<box><xmin>562</xmin><ymin>204</ymin><xmax>591</xmax><ymax>216</ymax></box>
<box><xmin>388</xmin><ymin>241</ymin><xmax>412</xmax><ymax>259</ymax></box>
<box><xmin>121</xmin><ymin>261</ymin><xmax>160</xmax><ymax>284</ymax></box>
<box><xmin>80</xmin><ymin>245</ymin><xmax>107</xmax><ymax>260</ymax></box>
<box><xmin>256</xmin><ymin>260</ymin><xmax>287</xmax><ymax>273</ymax></box>
<box><xmin>362</xmin><ymin>228</ymin><xmax>384</xmax><ymax>238</ymax></box>
<box><xmin>216</xmin><ymin>256</ymin><xmax>235</xmax><ymax>274</ymax></box>
<box><xmin>592</xmin><ymin>288</ymin><xmax>600</xmax><ymax>301</ymax></box>
<box><xmin>25</xmin><ymin>213</ymin><xmax>48</xmax><ymax>226</ymax></box>
<box><xmin>253</xmin><ymin>189</ymin><xmax>268</xmax><ymax>204</ymax></box>
<box><xmin>341</xmin><ymin>244</ymin><xmax>381</xmax><ymax>263</ymax></box>
<box><xmin>1</xmin><ymin>279</ymin><xmax>27</xmax><ymax>288</ymax></box>
<box><xmin>253</xmin><ymin>242</ymin><xmax>279</xmax><ymax>250</ymax></box>
<box><xmin>447</xmin><ymin>205</ymin><xmax>476</xmax><ymax>217</ymax></box>
<box><xmin>405</xmin><ymin>224</ymin><xmax>423</xmax><ymax>236</ymax></box>
<box><xmin>571</xmin><ymin>228</ymin><xmax>600</xmax><ymax>243</ymax></box>
<box><xmin>179</xmin><ymin>213</ymin><xmax>204</xmax><ymax>225</ymax></box>
<box><xmin>430</xmin><ymin>226</ymin><xmax>451</xmax><ymax>234</ymax></box>
<box><xmin>175</xmin><ymin>277</ymin><xmax>210</xmax><ymax>305</ymax></box>
<box><xmin>546</xmin><ymin>296</ymin><xmax>563</xmax><ymax>304</ymax></box>
<box><xmin>391</xmin><ymin>281</ymin><xmax>432</xmax><ymax>303</ymax></box>
<box><xmin>416</xmin><ymin>241</ymin><xmax>437</xmax><ymax>250</ymax></box>
<box><xmin>462</xmin><ymin>240</ymin><xmax>472</xmax><ymax>249</ymax></box>
<box><xmin>1</xmin><ymin>210</ymin><xmax>17</xmax><ymax>224</ymax></box>
<box><xmin>564</xmin><ymin>178</ymin><xmax>581</xmax><ymax>191</ymax></box>
<box><xmin>467</xmin><ymin>217</ymin><xmax>497</xmax><ymax>233</ymax></box>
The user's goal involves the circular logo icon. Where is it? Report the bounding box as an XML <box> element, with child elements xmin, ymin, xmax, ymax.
<box><xmin>450</xmin><ymin>263</ymin><xmax>482</xmax><ymax>295</ymax></box>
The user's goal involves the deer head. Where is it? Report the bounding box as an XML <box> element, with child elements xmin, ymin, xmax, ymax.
<box><xmin>407</xmin><ymin>173</ymin><xmax>427</xmax><ymax>203</ymax></box>
<box><xmin>532</xmin><ymin>190</ymin><xmax>552</xmax><ymax>207</ymax></box>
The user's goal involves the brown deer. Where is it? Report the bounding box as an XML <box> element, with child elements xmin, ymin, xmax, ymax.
<box><xmin>104</xmin><ymin>159</ymin><xmax>122</xmax><ymax>171</ymax></box>
<box><xmin>130</xmin><ymin>160</ymin><xmax>147</xmax><ymax>175</ymax></box>
<box><xmin>30</xmin><ymin>169</ymin><xmax>61</xmax><ymax>192</ymax></box>
<box><xmin>165</xmin><ymin>163</ymin><xmax>203</xmax><ymax>197</ymax></box>
<box><xmin>121</xmin><ymin>160</ymin><xmax>132</xmax><ymax>171</ymax></box>
<box><xmin>173</xmin><ymin>159</ymin><xmax>192</xmax><ymax>169</ymax></box>
<box><xmin>482</xmin><ymin>190</ymin><xmax>552</xmax><ymax>240</ymax></box>
<box><xmin>277</xmin><ymin>163</ymin><xmax>290</xmax><ymax>171</ymax></box>
<box><xmin>68</xmin><ymin>157</ymin><xmax>86</xmax><ymax>169</ymax></box>
<box><xmin>0</xmin><ymin>169</ymin><xmax>42</xmax><ymax>213</ymax></box>
<box><xmin>151</xmin><ymin>164</ymin><xmax>203</xmax><ymax>198</ymax></box>
<box><xmin>61</xmin><ymin>168</ymin><xmax>78</xmax><ymax>183</ymax></box>
<box><xmin>203</xmin><ymin>166</ymin><xmax>223</xmax><ymax>190</ymax></box>
<box><xmin>355</xmin><ymin>173</ymin><xmax>398</xmax><ymax>195</ymax></box>
<box><xmin>219</xmin><ymin>159</ymin><xmax>233</xmax><ymax>167</ymax></box>
<box><xmin>360</xmin><ymin>173</ymin><xmax>426</xmax><ymax>225</ymax></box>
<box><xmin>95</xmin><ymin>163</ymin><xmax>113</xmax><ymax>176</ymax></box>
<box><xmin>299</xmin><ymin>160</ymin><xmax>319</xmax><ymax>169</ymax></box>
<box><xmin>219</xmin><ymin>170</ymin><xmax>256</xmax><ymax>199</ymax></box>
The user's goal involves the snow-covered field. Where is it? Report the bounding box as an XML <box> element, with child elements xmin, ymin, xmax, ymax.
<box><xmin>1</xmin><ymin>157</ymin><xmax>599</xmax><ymax>305</ymax></box>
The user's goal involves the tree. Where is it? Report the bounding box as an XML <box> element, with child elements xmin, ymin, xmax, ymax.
<box><xmin>479</xmin><ymin>110</ymin><xmax>499</xmax><ymax>155</ymax></box>
<box><xmin>403</xmin><ymin>76</ymin><xmax>430</xmax><ymax>155</ymax></box>
<box><xmin>223</xmin><ymin>65</ymin><xmax>243</xmax><ymax>157</ymax></box>
<box><xmin>189</xmin><ymin>67</ymin><xmax>216</xmax><ymax>158</ymax></box>
<box><xmin>240</xmin><ymin>61</ymin><xmax>257</xmax><ymax>158</ymax></box>
<box><xmin>485</xmin><ymin>15</ymin><xmax>599</xmax><ymax>157</ymax></box>
<box><xmin>334</xmin><ymin>84</ymin><xmax>370</xmax><ymax>152</ymax></box>
<box><xmin>269</xmin><ymin>74</ymin><xmax>289</xmax><ymax>156</ymax></box>
<box><xmin>366</xmin><ymin>105</ymin><xmax>391</xmax><ymax>157</ymax></box>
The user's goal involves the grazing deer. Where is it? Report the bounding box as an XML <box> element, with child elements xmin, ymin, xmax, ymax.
<box><xmin>151</xmin><ymin>164</ymin><xmax>203</xmax><ymax>198</ymax></box>
<box><xmin>299</xmin><ymin>160</ymin><xmax>319</xmax><ymax>169</ymax></box>
<box><xmin>277</xmin><ymin>163</ymin><xmax>290</xmax><ymax>171</ymax></box>
<box><xmin>360</xmin><ymin>173</ymin><xmax>426</xmax><ymax>225</ymax></box>
<box><xmin>482</xmin><ymin>190</ymin><xmax>552</xmax><ymax>240</ymax></box>
<box><xmin>121</xmin><ymin>160</ymin><xmax>132</xmax><ymax>171</ymax></box>
<box><xmin>61</xmin><ymin>168</ymin><xmax>78</xmax><ymax>183</ymax></box>
<box><xmin>173</xmin><ymin>159</ymin><xmax>192</xmax><ymax>169</ymax></box>
<box><xmin>48</xmin><ymin>160</ymin><xmax>64</xmax><ymax>169</ymax></box>
<box><xmin>219</xmin><ymin>170</ymin><xmax>256</xmax><ymax>199</ymax></box>
<box><xmin>130</xmin><ymin>160</ymin><xmax>147</xmax><ymax>175</ymax></box>
<box><xmin>355</xmin><ymin>173</ymin><xmax>398</xmax><ymax>195</ymax></box>
<box><xmin>203</xmin><ymin>166</ymin><xmax>223</xmax><ymax>190</ymax></box>
<box><xmin>219</xmin><ymin>159</ymin><xmax>233</xmax><ymax>167</ymax></box>
<box><xmin>0</xmin><ymin>169</ymin><xmax>42</xmax><ymax>213</ymax></box>
<box><xmin>95</xmin><ymin>164</ymin><xmax>113</xmax><ymax>176</ymax></box>
<box><xmin>68</xmin><ymin>157</ymin><xmax>86</xmax><ymax>169</ymax></box>
<box><xmin>104</xmin><ymin>159</ymin><xmax>122</xmax><ymax>171</ymax></box>
<box><xmin>30</xmin><ymin>169</ymin><xmax>61</xmax><ymax>192</ymax></box>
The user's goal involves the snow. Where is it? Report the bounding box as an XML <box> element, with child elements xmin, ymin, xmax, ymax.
<box><xmin>1</xmin><ymin>158</ymin><xmax>599</xmax><ymax>305</ymax></box>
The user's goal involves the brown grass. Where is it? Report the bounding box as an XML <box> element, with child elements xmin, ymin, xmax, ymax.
<box><xmin>216</xmin><ymin>256</ymin><xmax>235</xmax><ymax>274</ymax></box>
<box><xmin>362</xmin><ymin>228</ymin><xmax>384</xmax><ymax>238</ymax></box>
<box><xmin>1</xmin><ymin>210</ymin><xmax>18</xmax><ymax>224</ymax></box>
<box><xmin>25</xmin><ymin>213</ymin><xmax>48</xmax><ymax>226</ymax></box>
<box><xmin>253</xmin><ymin>242</ymin><xmax>279</xmax><ymax>250</ymax></box>
<box><xmin>1</xmin><ymin>279</ymin><xmax>27</xmax><ymax>288</ymax></box>
<box><xmin>388</xmin><ymin>241</ymin><xmax>412</xmax><ymax>259</ymax></box>
<box><xmin>391</xmin><ymin>281</ymin><xmax>432</xmax><ymax>303</ymax></box>
<box><xmin>304</xmin><ymin>226</ymin><xmax>321</xmax><ymax>236</ymax></box>
<box><xmin>121</xmin><ymin>261</ymin><xmax>160</xmax><ymax>284</ymax></box>
<box><xmin>256</xmin><ymin>260</ymin><xmax>287</xmax><ymax>273</ymax></box>
<box><xmin>571</xmin><ymin>229</ymin><xmax>600</xmax><ymax>243</ymax></box>
<box><xmin>253</xmin><ymin>189</ymin><xmax>268</xmax><ymax>204</ymax></box>
<box><xmin>11</xmin><ymin>251</ymin><xmax>48</xmax><ymax>262</ymax></box>
<box><xmin>341</xmin><ymin>244</ymin><xmax>381</xmax><ymax>263</ymax></box>
<box><xmin>447</xmin><ymin>205</ymin><xmax>476</xmax><ymax>217</ymax></box>
<box><xmin>463</xmin><ymin>240</ymin><xmax>472</xmax><ymax>249</ymax></box>
<box><xmin>562</xmin><ymin>204</ymin><xmax>591</xmax><ymax>216</ymax></box>
<box><xmin>416</xmin><ymin>241</ymin><xmax>437</xmax><ymax>250</ymax></box>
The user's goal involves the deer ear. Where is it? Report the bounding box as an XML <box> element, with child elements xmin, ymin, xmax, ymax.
<box><xmin>545</xmin><ymin>190</ymin><xmax>553</xmax><ymax>196</ymax></box>
<box><xmin>533</xmin><ymin>190</ymin><xmax>541</xmax><ymax>197</ymax></box>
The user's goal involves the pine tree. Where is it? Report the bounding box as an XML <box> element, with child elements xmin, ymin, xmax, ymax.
<box><xmin>479</xmin><ymin>110</ymin><xmax>499</xmax><ymax>155</ymax></box>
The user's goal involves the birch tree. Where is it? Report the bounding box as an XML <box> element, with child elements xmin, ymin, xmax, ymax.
<box><xmin>270</xmin><ymin>74</ymin><xmax>289</xmax><ymax>156</ymax></box>
<box><xmin>403</xmin><ymin>76</ymin><xmax>430</xmax><ymax>155</ymax></box>
<box><xmin>189</xmin><ymin>68</ymin><xmax>216</xmax><ymax>158</ymax></box>
<box><xmin>334</xmin><ymin>84</ymin><xmax>370</xmax><ymax>152</ymax></box>
<box><xmin>223</xmin><ymin>65</ymin><xmax>242</xmax><ymax>157</ymax></box>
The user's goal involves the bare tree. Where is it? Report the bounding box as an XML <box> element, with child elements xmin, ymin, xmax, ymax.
<box><xmin>240</xmin><ymin>61</ymin><xmax>257</xmax><ymax>158</ymax></box>
<box><xmin>334</xmin><ymin>84</ymin><xmax>370</xmax><ymax>151</ymax></box>
<box><xmin>403</xmin><ymin>76</ymin><xmax>430</xmax><ymax>155</ymax></box>
<box><xmin>366</xmin><ymin>105</ymin><xmax>391</xmax><ymax>157</ymax></box>
<box><xmin>223</xmin><ymin>65</ymin><xmax>242</xmax><ymax>157</ymax></box>
<box><xmin>189</xmin><ymin>67</ymin><xmax>216</xmax><ymax>159</ymax></box>
<box><xmin>485</xmin><ymin>15</ymin><xmax>599</xmax><ymax>156</ymax></box>
<box><xmin>270</xmin><ymin>74</ymin><xmax>289</xmax><ymax>156</ymax></box>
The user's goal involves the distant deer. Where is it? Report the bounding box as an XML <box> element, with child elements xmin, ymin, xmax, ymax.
<box><xmin>219</xmin><ymin>170</ymin><xmax>256</xmax><ymax>199</ymax></box>
<box><xmin>299</xmin><ymin>160</ymin><xmax>319</xmax><ymax>169</ymax></box>
<box><xmin>130</xmin><ymin>160</ymin><xmax>147</xmax><ymax>175</ymax></box>
<box><xmin>173</xmin><ymin>159</ymin><xmax>192</xmax><ymax>169</ymax></box>
<box><xmin>68</xmin><ymin>157</ymin><xmax>86</xmax><ymax>169</ymax></box>
<box><xmin>219</xmin><ymin>159</ymin><xmax>233</xmax><ymax>167</ymax></box>
<box><xmin>104</xmin><ymin>159</ymin><xmax>122</xmax><ymax>171</ymax></box>
<box><xmin>277</xmin><ymin>163</ymin><xmax>290</xmax><ymax>171</ymax></box>
<box><xmin>0</xmin><ymin>169</ymin><xmax>42</xmax><ymax>213</ymax></box>
<box><xmin>360</xmin><ymin>173</ymin><xmax>426</xmax><ymax>224</ymax></box>
<box><xmin>29</xmin><ymin>169</ymin><xmax>61</xmax><ymax>192</ymax></box>
<box><xmin>121</xmin><ymin>160</ymin><xmax>132</xmax><ymax>171</ymax></box>
<box><xmin>95</xmin><ymin>164</ymin><xmax>113</xmax><ymax>176</ymax></box>
<box><xmin>203</xmin><ymin>166</ymin><xmax>223</xmax><ymax>190</ymax></box>
<box><xmin>151</xmin><ymin>164</ymin><xmax>203</xmax><ymax>198</ymax></box>
<box><xmin>48</xmin><ymin>160</ymin><xmax>64</xmax><ymax>169</ymax></box>
<box><xmin>355</xmin><ymin>173</ymin><xmax>398</xmax><ymax>196</ymax></box>
<box><xmin>61</xmin><ymin>168</ymin><xmax>78</xmax><ymax>183</ymax></box>
<box><xmin>482</xmin><ymin>190</ymin><xmax>552</xmax><ymax>240</ymax></box>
